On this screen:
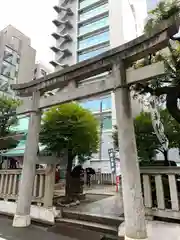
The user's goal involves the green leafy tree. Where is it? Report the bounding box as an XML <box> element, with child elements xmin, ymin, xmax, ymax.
<box><xmin>0</xmin><ymin>96</ymin><xmax>20</xmax><ymax>168</ymax></box>
<box><xmin>133</xmin><ymin>0</ymin><xmax>180</xmax><ymax>124</ymax></box>
<box><xmin>112</xmin><ymin>109</ymin><xmax>180</xmax><ymax>164</ymax></box>
<box><xmin>40</xmin><ymin>102</ymin><xmax>99</xmax><ymax>199</ymax></box>
<box><xmin>0</xmin><ymin>96</ymin><xmax>20</xmax><ymax>151</ymax></box>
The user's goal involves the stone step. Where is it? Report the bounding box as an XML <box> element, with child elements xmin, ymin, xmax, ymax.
<box><xmin>48</xmin><ymin>221</ymin><xmax>122</xmax><ymax>240</ymax></box>
<box><xmin>56</xmin><ymin>217</ymin><xmax>118</xmax><ymax>235</ymax></box>
<box><xmin>62</xmin><ymin>210</ymin><xmax>123</xmax><ymax>227</ymax></box>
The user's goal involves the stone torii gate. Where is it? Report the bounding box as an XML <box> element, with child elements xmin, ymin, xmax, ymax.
<box><xmin>11</xmin><ymin>19</ymin><xmax>180</xmax><ymax>240</ymax></box>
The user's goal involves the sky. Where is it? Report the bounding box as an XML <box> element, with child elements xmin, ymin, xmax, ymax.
<box><xmin>0</xmin><ymin>0</ymin><xmax>148</xmax><ymax>72</ymax></box>
<box><xmin>0</xmin><ymin>0</ymin><xmax>57</xmax><ymax>70</ymax></box>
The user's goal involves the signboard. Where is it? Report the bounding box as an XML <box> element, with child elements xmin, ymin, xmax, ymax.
<box><xmin>108</xmin><ymin>148</ymin><xmax>121</xmax><ymax>192</ymax></box>
<box><xmin>108</xmin><ymin>148</ymin><xmax>116</xmax><ymax>174</ymax></box>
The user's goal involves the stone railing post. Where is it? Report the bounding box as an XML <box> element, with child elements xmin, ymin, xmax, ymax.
<box><xmin>44</xmin><ymin>164</ymin><xmax>56</xmax><ymax>208</ymax></box>
<box><xmin>13</xmin><ymin>91</ymin><xmax>41</xmax><ymax>227</ymax></box>
<box><xmin>113</xmin><ymin>63</ymin><xmax>147</xmax><ymax>240</ymax></box>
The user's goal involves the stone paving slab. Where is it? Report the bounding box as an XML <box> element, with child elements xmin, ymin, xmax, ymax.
<box><xmin>119</xmin><ymin>221</ymin><xmax>180</xmax><ymax>240</ymax></box>
<box><xmin>54</xmin><ymin>185</ymin><xmax>117</xmax><ymax>197</ymax></box>
<box><xmin>0</xmin><ymin>216</ymin><xmax>78</xmax><ymax>240</ymax></box>
<box><xmin>64</xmin><ymin>194</ymin><xmax>124</xmax><ymax>218</ymax></box>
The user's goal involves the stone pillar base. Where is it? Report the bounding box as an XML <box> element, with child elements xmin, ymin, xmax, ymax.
<box><xmin>125</xmin><ymin>236</ymin><xmax>148</xmax><ymax>240</ymax></box>
<box><xmin>13</xmin><ymin>214</ymin><xmax>31</xmax><ymax>227</ymax></box>
<box><xmin>119</xmin><ymin>222</ymin><xmax>148</xmax><ymax>240</ymax></box>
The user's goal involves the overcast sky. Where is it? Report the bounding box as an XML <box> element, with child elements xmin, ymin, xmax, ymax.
<box><xmin>0</xmin><ymin>0</ymin><xmax>148</xmax><ymax>72</ymax></box>
<box><xmin>0</xmin><ymin>0</ymin><xmax>57</xmax><ymax>70</ymax></box>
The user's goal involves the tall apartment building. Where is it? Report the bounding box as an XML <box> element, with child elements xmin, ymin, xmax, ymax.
<box><xmin>50</xmin><ymin>0</ymin><xmax>146</xmax><ymax>172</ymax></box>
<box><xmin>0</xmin><ymin>25</ymin><xmax>36</xmax><ymax>97</ymax></box>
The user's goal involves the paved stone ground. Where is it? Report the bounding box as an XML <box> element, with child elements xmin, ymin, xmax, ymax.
<box><xmin>0</xmin><ymin>216</ymin><xmax>119</xmax><ymax>240</ymax></box>
<box><xmin>64</xmin><ymin>194</ymin><xmax>124</xmax><ymax>218</ymax></box>
<box><xmin>55</xmin><ymin>184</ymin><xmax>124</xmax><ymax>218</ymax></box>
<box><xmin>54</xmin><ymin>185</ymin><xmax>118</xmax><ymax>197</ymax></box>
<box><xmin>0</xmin><ymin>216</ymin><xmax>78</xmax><ymax>240</ymax></box>
<box><xmin>119</xmin><ymin>220</ymin><xmax>180</xmax><ymax>240</ymax></box>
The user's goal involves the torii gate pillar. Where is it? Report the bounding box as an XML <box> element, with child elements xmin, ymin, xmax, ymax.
<box><xmin>113</xmin><ymin>63</ymin><xmax>148</xmax><ymax>240</ymax></box>
<box><xmin>13</xmin><ymin>91</ymin><xmax>41</xmax><ymax>227</ymax></box>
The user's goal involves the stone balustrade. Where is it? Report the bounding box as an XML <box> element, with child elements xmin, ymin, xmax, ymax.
<box><xmin>92</xmin><ymin>168</ymin><xmax>180</xmax><ymax>221</ymax></box>
<box><xmin>91</xmin><ymin>172</ymin><xmax>116</xmax><ymax>185</ymax></box>
<box><xmin>0</xmin><ymin>169</ymin><xmax>46</xmax><ymax>205</ymax></box>
<box><xmin>141</xmin><ymin>167</ymin><xmax>180</xmax><ymax>220</ymax></box>
<box><xmin>0</xmin><ymin>166</ymin><xmax>59</xmax><ymax>225</ymax></box>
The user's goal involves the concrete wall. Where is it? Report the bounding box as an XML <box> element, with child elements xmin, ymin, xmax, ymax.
<box><xmin>0</xmin><ymin>25</ymin><xmax>36</xmax><ymax>84</ymax></box>
<box><xmin>18</xmin><ymin>45</ymin><xmax>36</xmax><ymax>84</ymax></box>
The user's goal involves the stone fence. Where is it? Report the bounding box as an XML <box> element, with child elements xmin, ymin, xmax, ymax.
<box><xmin>92</xmin><ymin>168</ymin><xmax>180</xmax><ymax>221</ymax></box>
<box><xmin>90</xmin><ymin>172</ymin><xmax>116</xmax><ymax>185</ymax></box>
<box><xmin>1</xmin><ymin>167</ymin><xmax>180</xmax><ymax>223</ymax></box>
<box><xmin>141</xmin><ymin>167</ymin><xmax>180</xmax><ymax>221</ymax></box>
<box><xmin>0</xmin><ymin>166</ymin><xmax>59</xmax><ymax>225</ymax></box>
<box><xmin>0</xmin><ymin>169</ymin><xmax>45</xmax><ymax>204</ymax></box>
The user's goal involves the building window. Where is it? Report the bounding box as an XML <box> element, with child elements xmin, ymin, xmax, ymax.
<box><xmin>2</xmin><ymin>46</ymin><xmax>20</xmax><ymax>81</ymax></box>
<box><xmin>80</xmin><ymin>96</ymin><xmax>112</xmax><ymax>112</ymax></box>
<box><xmin>102</xmin><ymin>116</ymin><xmax>112</xmax><ymax>130</ymax></box>
<box><xmin>79</xmin><ymin>0</ymin><xmax>101</xmax><ymax>9</ymax></box>
<box><xmin>79</xmin><ymin>3</ymin><xmax>108</xmax><ymax>22</ymax></box>
<box><xmin>96</xmin><ymin>115</ymin><xmax>112</xmax><ymax>130</ymax></box>
<box><xmin>1</xmin><ymin>61</ymin><xmax>16</xmax><ymax>79</ymax></box>
<box><xmin>78</xmin><ymin>30</ymin><xmax>109</xmax><ymax>50</ymax></box>
<box><xmin>4</xmin><ymin>46</ymin><xmax>20</xmax><ymax>66</ymax></box>
<box><xmin>102</xmin><ymin>97</ymin><xmax>112</xmax><ymax>110</ymax></box>
<box><xmin>79</xmin><ymin>16</ymin><xmax>109</xmax><ymax>35</ymax></box>
<box><xmin>0</xmin><ymin>75</ymin><xmax>13</xmax><ymax>94</ymax></box>
<box><xmin>78</xmin><ymin>45</ymin><xmax>109</xmax><ymax>61</ymax></box>
<box><xmin>40</xmin><ymin>69</ymin><xmax>47</xmax><ymax>76</ymax></box>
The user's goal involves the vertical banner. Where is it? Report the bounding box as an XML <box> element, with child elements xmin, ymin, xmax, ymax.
<box><xmin>108</xmin><ymin>148</ymin><xmax>116</xmax><ymax>174</ymax></box>
<box><xmin>108</xmin><ymin>148</ymin><xmax>121</xmax><ymax>192</ymax></box>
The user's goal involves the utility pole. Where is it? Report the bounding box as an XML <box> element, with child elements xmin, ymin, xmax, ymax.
<box><xmin>98</xmin><ymin>100</ymin><xmax>103</xmax><ymax>162</ymax></box>
<box><xmin>98</xmin><ymin>100</ymin><xmax>103</xmax><ymax>184</ymax></box>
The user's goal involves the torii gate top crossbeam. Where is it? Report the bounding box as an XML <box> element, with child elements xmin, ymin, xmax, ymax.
<box><xmin>12</xmin><ymin>19</ymin><xmax>180</xmax><ymax>97</ymax></box>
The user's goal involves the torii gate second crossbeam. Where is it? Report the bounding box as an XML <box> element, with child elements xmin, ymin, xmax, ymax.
<box><xmin>11</xmin><ymin>18</ymin><xmax>180</xmax><ymax>240</ymax></box>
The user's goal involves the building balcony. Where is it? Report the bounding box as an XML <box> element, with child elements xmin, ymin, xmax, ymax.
<box><xmin>61</xmin><ymin>0</ymin><xmax>75</xmax><ymax>6</ymax></box>
<box><xmin>49</xmin><ymin>60</ymin><xmax>69</xmax><ymax>68</ymax></box>
<box><xmin>51</xmin><ymin>32</ymin><xmax>72</xmax><ymax>41</ymax></box>
<box><xmin>52</xmin><ymin>19</ymin><xmax>73</xmax><ymax>28</ymax></box>
<box><xmin>50</xmin><ymin>46</ymin><xmax>72</xmax><ymax>57</ymax></box>
<box><xmin>50</xmin><ymin>46</ymin><xmax>60</xmax><ymax>53</ymax></box>
<box><xmin>53</xmin><ymin>5</ymin><xmax>73</xmax><ymax>16</ymax></box>
<box><xmin>59</xmin><ymin>48</ymin><xmax>72</xmax><ymax>56</ymax></box>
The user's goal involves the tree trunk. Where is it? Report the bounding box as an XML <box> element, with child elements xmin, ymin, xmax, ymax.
<box><xmin>163</xmin><ymin>149</ymin><xmax>169</xmax><ymax>166</ymax></box>
<box><xmin>166</xmin><ymin>88</ymin><xmax>180</xmax><ymax>124</ymax></box>
<box><xmin>65</xmin><ymin>151</ymin><xmax>73</xmax><ymax>201</ymax></box>
<box><xmin>0</xmin><ymin>160</ymin><xmax>3</xmax><ymax>169</ymax></box>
